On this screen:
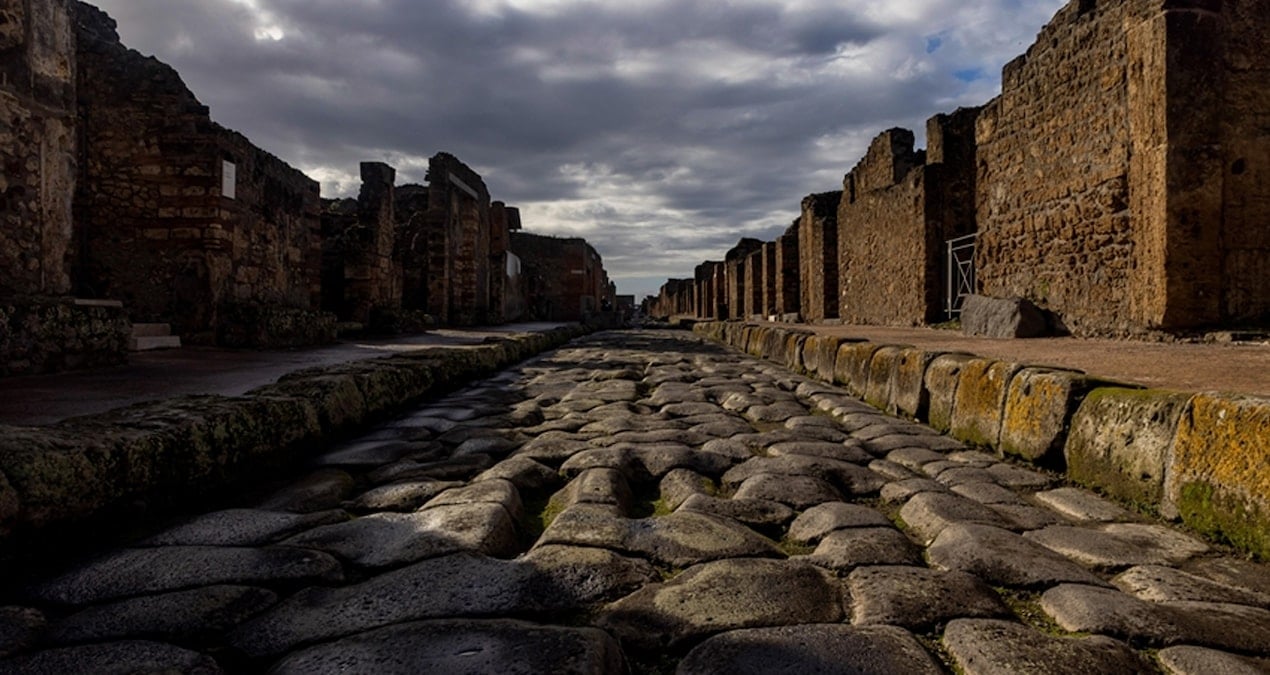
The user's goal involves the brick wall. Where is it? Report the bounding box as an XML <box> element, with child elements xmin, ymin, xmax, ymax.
<box><xmin>72</xmin><ymin>3</ymin><xmax>324</xmax><ymax>342</ymax></box>
<box><xmin>0</xmin><ymin>0</ymin><xmax>75</xmax><ymax>299</ymax></box>
<box><xmin>798</xmin><ymin>192</ymin><xmax>841</xmax><ymax>322</ymax></box>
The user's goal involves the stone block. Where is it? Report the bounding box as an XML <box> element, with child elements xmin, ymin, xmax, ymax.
<box><xmin>833</xmin><ymin>342</ymin><xmax>881</xmax><ymax>396</ymax></box>
<box><xmin>961</xmin><ymin>295</ymin><xmax>1050</xmax><ymax>338</ymax></box>
<box><xmin>1168</xmin><ymin>394</ymin><xmax>1270</xmax><ymax>560</ymax></box>
<box><xmin>892</xmin><ymin>348</ymin><xmax>941</xmax><ymax>420</ymax></box>
<box><xmin>863</xmin><ymin>346</ymin><xmax>910</xmax><ymax>412</ymax></box>
<box><xmin>1064</xmin><ymin>388</ymin><xmax>1190</xmax><ymax>515</ymax></box>
<box><xmin>801</xmin><ymin>335</ymin><xmax>842</xmax><ymax>381</ymax></box>
<box><xmin>924</xmin><ymin>353</ymin><xmax>977</xmax><ymax>434</ymax></box>
<box><xmin>784</xmin><ymin>333</ymin><xmax>808</xmax><ymax>372</ymax></box>
<box><xmin>998</xmin><ymin>368</ymin><xmax>1107</xmax><ymax>466</ymax></box>
<box><xmin>949</xmin><ymin>359</ymin><xmax>1023</xmax><ymax>449</ymax></box>
<box><xmin>0</xmin><ymin>468</ymin><xmax>19</xmax><ymax>536</ymax></box>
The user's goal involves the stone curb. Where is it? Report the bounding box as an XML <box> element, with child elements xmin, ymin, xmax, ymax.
<box><xmin>694</xmin><ymin>321</ymin><xmax>1270</xmax><ymax>560</ymax></box>
<box><xmin>0</xmin><ymin>325</ymin><xmax>594</xmax><ymax>545</ymax></box>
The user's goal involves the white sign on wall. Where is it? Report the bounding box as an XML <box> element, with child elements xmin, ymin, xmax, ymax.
<box><xmin>222</xmin><ymin>161</ymin><xmax>237</xmax><ymax>199</ymax></box>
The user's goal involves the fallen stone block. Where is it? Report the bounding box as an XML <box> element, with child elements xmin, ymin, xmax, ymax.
<box><xmin>960</xmin><ymin>294</ymin><xmax>1050</xmax><ymax>338</ymax></box>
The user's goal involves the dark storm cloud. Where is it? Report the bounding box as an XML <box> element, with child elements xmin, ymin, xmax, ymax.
<box><xmin>89</xmin><ymin>0</ymin><xmax>1066</xmax><ymax>298</ymax></box>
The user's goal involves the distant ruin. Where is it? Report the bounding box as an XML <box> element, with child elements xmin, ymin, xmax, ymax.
<box><xmin>0</xmin><ymin>0</ymin><xmax>614</xmax><ymax>376</ymax></box>
<box><xmin>650</xmin><ymin>0</ymin><xmax>1270</xmax><ymax>336</ymax></box>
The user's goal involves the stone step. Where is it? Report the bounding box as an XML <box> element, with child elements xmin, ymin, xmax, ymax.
<box><xmin>131</xmin><ymin>323</ymin><xmax>173</xmax><ymax>338</ymax></box>
<box><xmin>129</xmin><ymin>335</ymin><xmax>182</xmax><ymax>351</ymax></box>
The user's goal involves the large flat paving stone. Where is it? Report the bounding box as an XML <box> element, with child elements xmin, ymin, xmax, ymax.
<box><xmin>849</xmin><ymin>566</ymin><xmax>1011</xmax><ymax>630</ymax></box>
<box><xmin>676</xmin><ymin>494</ymin><xmax>794</xmax><ymax>535</ymax></box>
<box><xmin>597</xmin><ymin>558</ymin><xmax>845</xmax><ymax>650</ymax></box>
<box><xmin>561</xmin><ymin>445</ymin><xmax>733</xmax><ymax>480</ymax></box>
<box><xmin>232</xmin><ymin>550</ymin><xmax>655</xmax><ymax>657</ymax></box>
<box><xmin>677</xmin><ymin>624</ymin><xmax>944</xmax><ymax>675</ymax></box>
<box><xmin>49</xmin><ymin>585</ymin><xmax>277</xmax><ymax>645</ymax></box>
<box><xmin>788</xmin><ymin>502</ymin><xmax>892</xmax><ymax>544</ymax></box>
<box><xmin>33</xmin><ymin>546</ymin><xmax>342</xmax><ymax>606</ymax></box>
<box><xmin>1023</xmin><ymin>523</ymin><xmax>1210</xmax><ymax>570</ymax></box>
<box><xmin>942</xmin><ymin>618</ymin><xmax>1151</xmax><ymax>675</ymax></box>
<box><xmin>927</xmin><ymin>524</ymin><xmax>1106</xmax><ymax>589</ymax></box>
<box><xmin>722</xmin><ymin>456</ymin><xmax>886</xmax><ymax>497</ymax></box>
<box><xmin>141</xmin><ymin>509</ymin><xmax>349</xmax><ymax>547</ymax></box>
<box><xmin>1040</xmin><ymin>584</ymin><xmax>1270</xmax><ymax>653</ymax></box>
<box><xmin>536</xmin><ymin>504</ymin><xmax>781</xmax><ymax>568</ymax></box>
<box><xmin>1113</xmin><ymin>565</ymin><xmax>1270</xmax><ymax>608</ymax></box>
<box><xmin>347</xmin><ymin>480</ymin><xmax>463</xmax><ymax>512</ymax></box>
<box><xmin>282</xmin><ymin>503</ymin><xmax>519</xmax><ymax>568</ymax></box>
<box><xmin>733</xmin><ymin>473</ymin><xmax>843</xmax><ymax>509</ymax></box>
<box><xmin>1032</xmin><ymin>487</ymin><xmax>1135</xmax><ymax>523</ymax></box>
<box><xmin>269</xmin><ymin>619</ymin><xmax>625</xmax><ymax>675</ymax></box>
<box><xmin>1157</xmin><ymin>646</ymin><xmax>1270</xmax><ymax>675</ymax></box>
<box><xmin>0</xmin><ymin>640</ymin><xmax>221</xmax><ymax>675</ymax></box>
<box><xmin>803</xmin><ymin>528</ymin><xmax>923</xmax><ymax>571</ymax></box>
<box><xmin>900</xmin><ymin>492</ymin><xmax>1011</xmax><ymax>544</ymax></box>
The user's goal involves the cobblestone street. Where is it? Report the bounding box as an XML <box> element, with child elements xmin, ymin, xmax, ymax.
<box><xmin>3</xmin><ymin>330</ymin><xmax>1269</xmax><ymax>674</ymax></box>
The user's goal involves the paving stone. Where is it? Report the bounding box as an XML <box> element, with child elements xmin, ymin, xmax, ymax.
<box><xmin>255</xmin><ymin>469</ymin><xmax>357</xmax><ymax>513</ymax></box>
<box><xmin>788</xmin><ymin>502</ymin><xmax>892</xmax><ymax>544</ymax></box>
<box><xmin>985</xmin><ymin>463</ymin><xmax>1056</xmax><ymax>489</ymax></box>
<box><xmin>1041</xmin><ymin>584</ymin><xmax>1270</xmax><ymax>653</ymax></box>
<box><xmin>803</xmin><ymin>527</ymin><xmax>923</xmax><ymax>571</ymax></box>
<box><xmin>1033</xmin><ymin>487</ymin><xmax>1135</xmax><ymax>522</ymax></box>
<box><xmin>282</xmin><ymin>504</ymin><xmax>519</xmax><ymax>569</ymax></box>
<box><xmin>314</xmin><ymin>439</ymin><xmax>427</xmax><ymax>467</ymax></box>
<box><xmin>942</xmin><ymin>618</ymin><xmax>1152</xmax><ymax>675</ymax></box>
<box><xmin>950</xmin><ymin>482</ymin><xmax>1025</xmax><ymax>505</ymax></box>
<box><xmin>49</xmin><ymin>585</ymin><xmax>277</xmax><ymax>645</ymax></box>
<box><xmin>733</xmin><ymin>473</ymin><xmax>844</xmax><ymax>509</ymax></box>
<box><xmin>1113</xmin><ymin>565</ymin><xmax>1270</xmax><ymax>608</ymax></box>
<box><xmin>549</xmin><ymin>468</ymin><xmax>633</xmax><ymax>510</ymax></box>
<box><xmin>659</xmin><ymin>469</ymin><xmax>712</xmax><ymax>510</ymax></box>
<box><xmin>536</xmin><ymin>504</ymin><xmax>780</xmax><ymax>568</ymax></box>
<box><xmin>887</xmin><ymin>447</ymin><xmax>947</xmax><ymax>471</ymax></box>
<box><xmin>785</xmin><ymin>415</ymin><xmax>841</xmax><ymax>429</ymax></box>
<box><xmin>919</xmin><ymin>460</ymin><xmax>960</xmax><ymax>478</ymax></box>
<box><xmin>1023</xmin><ymin>523</ymin><xmax>1210</xmax><ymax>571</ymax></box>
<box><xmin>1185</xmin><ymin>558</ymin><xmax>1270</xmax><ymax>599</ymax></box>
<box><xmin>864</xmin><ymin>434</ymin><xmax>946</xmax><ymax>454</ymax></box>
<box><xmin>721</xmin><ymin>392</ymin><xmax>766</xmax><ymax>411</ymax></box>
<box><xmin>367</xmin><ymin>454</ymin><xmax>493</xmax><ymax>484</ymax></box>
<box><xmin>0</xmin><ymin>640</ymin><xmax>222</xmax><ymax>675</ymax></box>
<box><xmin>927</xmin><ymin>524</ymin><xmax>1107</xmax><ymax>589</ymax></box>
<box><xmin>988</xmin><ymin>503</ymin><xmax>1064</xmax><ymax>531</ymax></box>
<box><xmin>33</xmin><ymin>546</ymin><xmax>342</xmax><ymax>606</ymax></box>
<box><xmin>593</xmin><ymin>428</ymin><xmax>715</xmax><ymax>447</ymax></box>
<box><xmin>849</xmin><ymin>566</ymin><xmax>1011</xmax><ymax>629</ymax></box>
<box><xmin>474</xmin><ymin>455</ymin><xmax>562</xmax><ymax>491</ymax></box>
<box><xmin>141</xmin><ymin>509</ymin><xmax>349</xmax><ymax>547</ymax></box>
<box><xmin>899</xmin><ymin>492</ymin><xmax>1011</xmax><ymax>544</ymax></box>
<box><xmin>661</xmin><ymin>402</ymin><xmax>726</xmax><ymax>417</ymax></box>
<box><xmin>347</xmin><ymin>480</ymin><xmax>463</xmax><ymax>512</ymax></box>
<box><xmin>690</xmin><ymin>418</ymin><xmax>758</xmax><ymax>438</ymax></box>
<box><xmin>269</xmin><ymin>619</ymin><xmax>625</xmax><ymax>675</ymax></box>
<box><xmin>676</xmin><ymin>494</ymin><xmax>794</xmax><ymax>534</ymax></box>
<box><xmin>699</xmin><ymin>438</ymin><xmax>764</xmax><ymax>462</ymax></box>
<box><xmin>934</xmin><ymin>467</ymin><xmax>1001</xmax><ymax>487</ymax></box>
<box><xmin>425</xmin><ymin>479</ymin><xmax>525</xmax><ymax>522</ymax></box>
<box><xmin>597</xmin><ymin>558</ymin><xmax>845</xmax><ymax>650</ymax></box>
<box><xmin>767</xmin><ymin>441</ymin><xmax>872</xmax><ymax>463</ymax></box>
<box><xmin>514</xmin><ymin>436</ymin><xmax>593</xmax><ymax>463</ymax></box>
<box><xmin>868</xmin><ymin>459</ymin><xmax>918</xmax><ymax>481</ymax></box>
<box><xmin>0</xmin><ymin>607</ymin><xmax>44</xmax><ymax>659</ymax></box>
<box><xmin>1157</xmin><ymin>646</ymin><xmax>1270</xmax><ymax>675</ymax></box>
<box><xmin>744</xmin><ymin>401</ymin><xmax>810</xmax><ymax>424</ymax></box>
<box><xmin>453</xmin><ymin>436</ymin><xmax>521</xmax><ymax>458</ymax></box>
<box><xmin>232</xmin><ymin>550</ymin><xmax>654</xmax><ymax>657</ymax></box>
<box><xmin>678</xmin><ymin>624</ymin><xmax>944</xmax><ymax>675</ymax></box>
<box><xmin>880</xmin><ymin>478</ymin><xmax>945</xmax><ymax>503</ymax></box>
<box><xmin>947</xmin><ymin>450</ymin><xmax>999</xmax><ymax>465</ymax></box>
<box><xmin>387</xmin><ymin>412</ymin><xmax>459</xmax><ymax>433</ymax></box>
<box><xmin>722</xmin><ymin>455</ymin><xmax>886</xmax><ymax>496</ymax></box>
<box><xmin>773</xmin><ymin>425</ymin><xmax>851</xmax><ymax>443</ymax></box>
<box><xmin>561</xmin><ymin>444</ymin><xmax>733</xmax><ymax>480</ymax></box>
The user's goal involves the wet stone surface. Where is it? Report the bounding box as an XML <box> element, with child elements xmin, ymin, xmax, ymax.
<box><xmin>2</xmin><ymin>329</ymin><xmax>1269</xmax><ymax>673</ymax></box>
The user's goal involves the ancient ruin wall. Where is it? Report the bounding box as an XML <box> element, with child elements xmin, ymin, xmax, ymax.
<box><xmin>72</xmin><ymin>3</ymin><xmax>322</xmax><ymax>338</ymax></box>
<box><xmin>742</xmin><ymin>251</ymin><xmax>762</xmax><ymax>319</ymax></box>
<box><xmin>724</xmin><ymin>238</ymin><xmax>763</xmax><ymax>321</ymax></box>
<box><xmin>510</xmin><ymin>231</ymin><xmax>607</xmax><ymax>322</ymax></box>
<box><xmin>838</xmin><ymin>113</ymin><xmax>978</xmax><ymax>326</ymax></box>
<box><xmin>798</xmin><ymin>192</ymin><xmax>841</xmax><ymax>322</ymax></box>
<box><xmin>0</xmin><ymin>0</ymin><xmax>75</xmax><ymax>298</ymax></box>
<box><xmin>775</xmin><ymin>223</ymin><xmax>800</xmax><ymax>317</ymax></box>
<box><xmin>422</xmin><ymin>153</ymin><xmax>496</xmax><ymax>326</ymax></box>
<box><xmin>760</xmin><ymin>241</ymin><xmax>777</xmax><ymax>317</ymax></box>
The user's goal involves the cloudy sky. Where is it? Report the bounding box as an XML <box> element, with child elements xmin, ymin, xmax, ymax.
<box><xmin>90</xmin><ymin>0</ymin><xmax>1066</xmax><ymax>300</ymax></box>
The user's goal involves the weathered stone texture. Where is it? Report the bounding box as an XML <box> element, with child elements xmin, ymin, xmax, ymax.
<box><xmin>72</xmin><ymin>3</ymin><xmax>326</xmax><ymax>343</ymax></box>
<box><xmin>512</xmin><ymin>231</ymin><xmax>608</xmax><ymax>322</ymax></box>
<box><xmin>723</xmin><ymin>238</ymin><xmax>763</xmax><ymax>321</ymax></box>
<box><xmin>320</xmin><ymin>163</ymin><xmax>402</xmax><ymax>325</ymax></box>
<box><xmin>774</xmin><ymin>224</ymin><xmax>800</xmax><ymax>317</ymax></box>
<box><xmin>797</xmin><ymin>192</ymin><xmax>840</xmax><ymax>322</ymax></box>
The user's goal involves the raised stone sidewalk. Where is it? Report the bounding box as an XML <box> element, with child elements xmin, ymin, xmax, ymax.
<box><xmin>1</xmin><ymin>330</ymin><xmax>1268</xmax><ymax>673</ymax></box>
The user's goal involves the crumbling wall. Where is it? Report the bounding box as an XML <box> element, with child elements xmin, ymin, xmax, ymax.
<box><xmin>742</xmin><ymin>251</ymin><xmax>762</xmax><ymax>319</ymax></box>
<box><xmin>775</xmin><ymin>223</ymin><xmax>799</xmax><ymax>318</ymax></box>
<box><xmin>320</xmin><ymin>162</ymin><xmax>400</xmax><ymax>325</ymax></box>
<box><xmin>760</xmin><ymin>241</ymin><xmax>777</xmax><ymax>318</ymax></box>
<box><xmin>838</xmin><ymin>112</ymin><xmax>978</xmax><ymax>326</ymax></box>
<box><xmin>421</xmin><ymin>153</ymin><xmax>494</xmax><ymax>326</ymax></box>
<box><xmin>72</xmin><ymin>3</ymin><xmax>325</xmax><ymax>343</ymax></box>
<box><xmin>0</xmin><ymin>0</ymin><xmax>75</xmax><ymax>298</ymax></box>
<box><xmin>694</xmin><ymin>262</ymin><xmax>719</xmax><ymax>320</ymax></box>
<box><xmin>724</xmin><ymin>238</ymin><xmax>763</xmax><ymax>321</ymax></box>
<box><xmin>798</xmin><ymin>192</ymin><xmax>841</xmax><ymax>322</ymax></box>
<box><xmin>511</xmin><ymin>231</ymin><xmax>608</xmax><ymax>322</ymax></box>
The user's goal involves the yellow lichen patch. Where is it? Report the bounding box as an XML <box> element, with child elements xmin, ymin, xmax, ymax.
<box><xmin>892</xmin><ymin>348</ymin><xmax>939</xmax><ymax>420</ymax></box>
<box><xmin>999</xmin><ymin>368</ymin><xmax>1083</xmax><ymax>464</ymax></box>
<box><xmin>924</xmin><ymin>353</ymin><xmax>976</xmax><ymax>433</ymax></box>
<box><xmin>950</xmin><ymin>359</ymin><xmax>1023</xmax><ymax>450</ymax></box>
<box><xmin>864</xmin><ymin>346</ymin><xmax>909</xmax><ymax>412</ymax></box>
<box><xmin>1169</xmin><ymin>394</ymin><xmax>1270</xmax><ymax>560</ymax></box>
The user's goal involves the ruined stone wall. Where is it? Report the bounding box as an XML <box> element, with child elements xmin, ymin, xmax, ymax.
<box><xmin>694</xmin><ymin>262</ymin><xmax>717</xmax><ymax>319</ymax></box>
<box><xmin>0</xmin><ymin>0</ymin><xmax>75</xmax><ymax>299</ymax></box>
<box><xmin>798</xmin><ymin>192</ymin><xmax>840</xmax><ymax>322</ymax></box>
<box><xmin>72</xmin><ymin>3</ymin><xmax>323</xmax><ymax>341</ymax></box>
<box><xmin>422</xmin><ymin>153</ymin><xmax>494</xmax><ymax>326</ymax></box>
<box><xmin>724</xmin><ymin>238</ymin><xmax>762</xmax><ymax>321</ymax></box>
<box><xmin>320</xmin><ymin>163</ymin><xmax>401</xmax><ymax>325</ymax></box>
<box><xmin>838</xmin><ymin>113</ymin><xmax>978</xmax><ymax>326</ymax></box>
<box><xmin>742</xmin><ymin>251</ymin><xmax>762</xmax><ymax>319</ymax></box>
<box><xmin>760</xmin><ymin>241</ymin><xmax>777</xmax><ymax>317</ymax></box>
<box><xmin>775</xmin><ymin>224</ymin><xmax>799</xmax><ymax>317</ymax></box>
<box><xmin>510</xmin><ymin>231</ymin><xmax>607</xmax><ymax>322</ymax></box>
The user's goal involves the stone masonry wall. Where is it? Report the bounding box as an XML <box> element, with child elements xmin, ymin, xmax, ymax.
<box><xmin>0</xmin><ymin>0</ymin><xmax>75</xmax><ymax>298</ymax></box>
<box><xmin>798</xmin><ymin>192</ymin><xmax>841</xmax><ymax>322</ymax></box>
<box><xmin>760</xmin><ymin>241</ymin><xmax>777</xmax><ymax>317</ymax></box>
<box><xmin>319</xmin><ymin>162</ymin><xmax>400</xmax><ymax>325</ymax></box>
<box><xmin>775</xmin><ymin>223</ymin><xmax>800</xmax><ymax>317</ymax></box>
<box><xmin>838</xmin><ymin>112</ymin><xmax>979</xmax><ymax>326</ymax></box>
<box><xmin>73</xmin><ymin>3</ymin><xmax>324</xmax><ymax>341</ymax></box>
<box><xmin>510</xmin><ymin>231</ymin><xmax>608</xmax><ymax>322</ymax></box>
<box><xmin>422</xmin><ymin>153</ymin><xmax>493</xmax><ymax>326</ymax></box>
<box><xmin>742</xmin><ymin>251</ymin><xmax>762</xmax><ymax>319</ymax></box>
<box><xmin>724</xmin><ymin>238</ymin><xmax>763</xmax><ymax>321</ymax></box>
